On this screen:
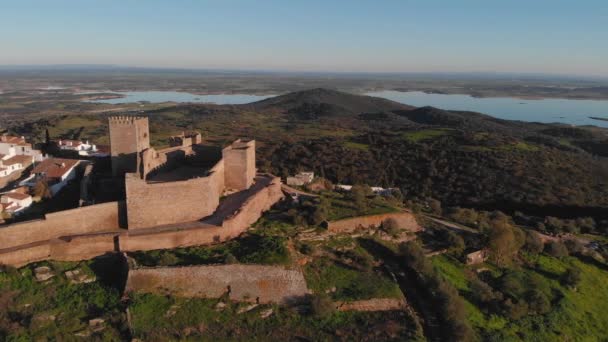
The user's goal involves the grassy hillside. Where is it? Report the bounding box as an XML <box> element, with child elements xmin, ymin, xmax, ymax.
<box><xmin>431</xmin><ymin>254</ymin><xmax>608</xmax><ymax>340</ymax></box>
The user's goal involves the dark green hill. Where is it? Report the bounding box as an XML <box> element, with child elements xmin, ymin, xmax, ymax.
<box><xmin>246</xmin><ymin>88</ymin><xmax>413</xmax><ymax>119</ymax></box>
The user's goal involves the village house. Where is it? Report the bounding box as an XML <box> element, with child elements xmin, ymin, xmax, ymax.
<box><xmin>57</xmin><ymin>139</ymin><xmax>106</xmax><ymax>157</ymax></box>
<box><xmin>0</xmin><ymin>192</ymin><xmax>33</xmax><ymax>215</ymax></box>
<box><xmin>31</xmin><ymin>158</ymin><xmax>82</xmax><ymax>195</ymax></box>
<box><xmin>0</xmin><ymin>134</ymin><xmax>45</xmax><ymax>161</ymax></box>
<box><xmin>0</xmin><ymin>134</ymin><xmax>45</xmax><ymax>188</ymax></box>
<box><xmin>336</xmin><ymin>184</ymin><xmax>399</xmax><ymax>196</ymax></box>
<box><xmin>0</xmin><ymin>155</ymin><xmax>33</xmax><ymax>177</ymax></box>
<box><xmin>286</xmin><ymin>171</ymin><xmax>314</xmax><ymax>186</ymax></box>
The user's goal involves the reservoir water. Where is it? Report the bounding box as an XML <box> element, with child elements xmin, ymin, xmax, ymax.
<box><xmin>86</xmin><ymin>91</ymin><xmax>274</xmax><ymax>105</ymax></box>
<box><xmin>85</xmin><ymin>89</ymin><xmax>608</xmax><ymax>128</ymax></box>
<box><xmin>366</xmin><ymin>90</ymin><xmax>608</xmax><ymax>128</ymax></box>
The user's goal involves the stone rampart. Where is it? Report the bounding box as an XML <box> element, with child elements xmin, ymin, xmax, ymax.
<box><xmin>337</xmin><ymin>298</ymin><xmax>406</xmax><ymax>312</ymax></box>
<box><xmin>50</xmin><ymin>232</ymin><xmax>119</xmax><ymax>262</ymax></box>
<box><xmin>122</xmin><ymin>175</ymin><xmax>281</xmax><ymax>252</ymax></box>
<box><xmin>125</xmin><ymin>264</ymin><xmax>310</xmax><ymax>304</ymax></box>
<box><xmin>0</xmin><ymin>242</ymin><xmax>51</xmax><ymax>267</ymax></box>
<box><xmin>125</xmin><ymin>159</ymin><xmax>224</xmax><ymax>230</ymax></box>
<box><xmin>326</xmin><ymin>211</ymin><xmax>422</xmax><ymax>234</ymax></box>
<box><xmin>140</xmin><ymin>145</ymin><xmax>194</xmax><ymax>180</ymax></box>
<box><xmin>0</xmin><ymin>175</ymin><xmax>283</xmax><ymax>267</ymax></box>
<box><xmin>221</xmin><ymin>175</ymin><xmax>283</xmax><ymax>236</ymax></box>
<box><xmin>0</xmin><ymin>201</ymin><xmax>122</xmax><ymax>250</ymax></box>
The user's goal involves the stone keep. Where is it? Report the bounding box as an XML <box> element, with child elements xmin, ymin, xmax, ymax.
<box><xmin>109</xmin><ymin>116</ymin><xmax>150</xmax><ymax>176</ymax></box>
<box><xmin>222</xmin><ymin>139</ymin><xmax>256</xmax><ymax>191</ymax></box>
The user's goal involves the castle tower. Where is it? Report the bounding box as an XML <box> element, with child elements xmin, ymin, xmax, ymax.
<box><xmin>109</xmin><ymin>116</ymin><xmax>150</xmax><ymax>177</ymax></box>
<box><xmin>222</xmin><ymin>139</ymin><xmax>256</xmax><ymax>191</ymax></box>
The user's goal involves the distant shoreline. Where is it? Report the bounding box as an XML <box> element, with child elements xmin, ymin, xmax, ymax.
<box><xmin>589</xmin><ymin>116</ymin><xmax>608</xmax><ymax>122</ymax></box>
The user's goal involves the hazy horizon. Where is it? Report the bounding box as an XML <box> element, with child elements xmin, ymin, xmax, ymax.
<box><xmin>2</xmin><ymin>0</ymin><xmax>607</xmax><ymax>77</ymax></box>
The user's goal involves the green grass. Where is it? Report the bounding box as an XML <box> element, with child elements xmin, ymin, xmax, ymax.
<box><xmin>129</xmin><ymin>293</ymin><xmax>422</xmax><ymax>341</ymax></box>
<box><xmin>344</xmin><ymin>141</ymin><xmax>370</xmax><ymax>151</ymax></box>
<box><xmin>498</xmin><ymin>141</ymin><xmax>540</xmax><ymax>152</ymax></box>
<box><xmin>323</xmin><ymin>191</ymin><xmax>400</xmax><ymax>221</ymax></box>
<box><xmin>304</xmin><ymin>258</ymin><xmax>402</xmax><ymax>301</ymax></box>
<box><xmin>129</xmin><ymin>233</ymin><xmax>291</xmax><ymax>267</ymax></box>
<box><xmin>402</xmin><ymin>129</ymin><xmax>453</xmax><ymax>143</ymax></box>
<box><xmin>431</xmin><ymin>254</ymin><xmax>608</xmax><ymax>341</ymax></box>
<box><xmin>0</xmin><ymin>261</ymin><xmax>126</xmax><ymax>340</ymax></box>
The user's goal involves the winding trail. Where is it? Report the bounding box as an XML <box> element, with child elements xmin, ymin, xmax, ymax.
<box><xmin>359</xmin><ymin>239</ymin><xmax>444</xmax><ymax>342</ymax></box>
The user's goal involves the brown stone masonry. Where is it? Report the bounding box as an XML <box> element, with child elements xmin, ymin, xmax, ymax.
<box><xmin>125</xmin><ymin>264</ymin><xmax>310</xmax><ymax>304</ymax></box>
<box><xmin>0</xmin><ymin>175</ymin><xmax>283</xmax><ymax>267</ymax></box>
<box><xmin>326</xmin><ymin>211</ymin><xmax>422</xmax><ymax>234</ymax></box>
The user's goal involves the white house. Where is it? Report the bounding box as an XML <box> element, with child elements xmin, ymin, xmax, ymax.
<box><xmin>0</xmin><ymin>192</ymin><xmax>33</xmax><ymax>214</ymax></box>
<box><xmin>31</xmin><ymin>158</ymin><xmax>82</xmax><ymax>195</ymax></box>
<box><xmin>0</xmin><ymin>154</ymin><xmax>34</xmax><ymax>178</ymax></box>
<box><xmin>57</xmin><ymin>139</ymin><xmax>103</xmax><ymax>156</ymax></box>
<box><xmin>0</xmin><ymin>134</ymin><xmax>44</xmax><ymax>162</ymax></box>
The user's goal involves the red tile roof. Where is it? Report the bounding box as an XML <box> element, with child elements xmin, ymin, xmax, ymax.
<box><xmin>32</xmin><ymin>158</ymin><xmax>80</xmax><ymax>179</ymax></box>
<box><xmin>2</xmin><ymin>155</ymin><xmax>32</xmax><ymax>166</ymax></box>
<box><xmin>3</xmin><ymin>192</ymin><xmax>31</xmax><ymax>200</ymax></box>
<box><xmin>0</xmin><ymin>135</ymin><xmax>27</xmax><ymax>145</ymax></box>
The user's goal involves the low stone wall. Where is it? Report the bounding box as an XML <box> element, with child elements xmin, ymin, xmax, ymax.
<box><xmin>337</xmin><ymin>298</ymin><xmax>406</xmax><ymax>312</ymax></box>
<box><xmin>125</xmin><ymin>264</ymin><xmax>310</xmax><ymax>304</ymax></box>
<box><xmin>327</xmin><ymin>211</ymin><xmax>422</xmax><ymax>234</ymax></box>
<box><xmin>0</xmin><ymin>201</ymin><xmax>122</xmax><ymax>250</ymax></box>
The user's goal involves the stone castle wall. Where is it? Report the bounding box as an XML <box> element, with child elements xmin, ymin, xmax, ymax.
<box><xmin>0</xmin><ymin>201</ymin><xmax>122</xmax><ymax>250</ymax></box>
<box><xmin>122</xmin><ymin>175</ymin><xmax>281</xmax><ymax>252</ymax></box>
<box><xmin>140</xmin><ymin>145</ymin><xmax>194</xmax><ymax>180</ymax></box>
<box><xmin>327</xmin><ymin>211</ymin><xmax>422</xmax><ymax>234</ymax></box>
<box><xmin>125</xmin><ymin>264</ymin><xmax>310</xmax><ymax>304</ymax></box>
<box><xmin>0</xmin><ymin>176</ymin><xmax>282</xmax><ymax>267</ymax></box>
<box><xmin>125</xmin><ymin>159</ymin><xmax>224</xmax><ymax>230</ymax></box>
<box><xmin>223</xmin><ymin>140</ymin><xmax>256</xmax><ymax>191</ymax></box>
<box><xmin>221</xmin><ymin>175</ymin><xmax>283</xmax><ymax>235</ymax></box>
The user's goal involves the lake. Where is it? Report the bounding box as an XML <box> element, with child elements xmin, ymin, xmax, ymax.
<box><xmin>85</xmin><ymin>91</ymin><xmax>274</xmax><ymax>105</ymax></box>
<box><xmin>366</xmin><ymin>90</ymin><xmax>608</xmax><ymax>128</ymax></box>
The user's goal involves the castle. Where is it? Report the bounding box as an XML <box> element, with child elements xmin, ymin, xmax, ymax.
<box><xmin>109</xmin><ymin>116</ymin><xmax>257</xmax><ymax>229</ymax></box>
<box><xmin>0</xmin><ymin>116</ymin><xmax>284</xmax><ymax>267</ymax></box>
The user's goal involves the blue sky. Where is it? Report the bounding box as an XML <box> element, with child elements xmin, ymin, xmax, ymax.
<box><xmin>1</xmin><ymin>0</ymin><xmax>607</xmax><ymax>76</ymax></box>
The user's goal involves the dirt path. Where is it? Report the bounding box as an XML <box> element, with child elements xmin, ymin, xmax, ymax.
<box><xmin>359</xmin><ymin>239</ymin><xmax>444</xmax><ymax>342</ymax></box>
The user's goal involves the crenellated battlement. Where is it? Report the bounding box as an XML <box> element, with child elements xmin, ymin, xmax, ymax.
<box><xmin>108</xmin><ymin>116</ymin><xmax>148</xmax><ymax>125</ymax></box>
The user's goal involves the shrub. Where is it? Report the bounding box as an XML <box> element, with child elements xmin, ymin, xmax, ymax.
<box><xmin>527</xmin><ymin>289</ymin><xmax>551</xmax><ymax>314</ymax></box>
<box><xmin>446</xmin><ymin>231</ymin><xmax>465</xmax><ymax>255</ymax></box>
<box><xmin>524</xmin><ymin>230</ymin><xmax>544</xmax><ymax>254</ymax></box>
<box><xmin>224</xmin><ymin>253</ymin><xmax>238</xmax><ymax>264</ymax></box>
<box><xmin>545</xmin><ymin>241</ymin><xmax>569</xmax><ymax>258</ymax></box>
<box><xmin>381</xmin><ymin>218</ymin><xmax>400</xmax><ymax>236</ymax></box>
<box><xmin>158</xmin><ymin>252</ymin><xmax>179</xmax><ymax>266</ymax></box>
<box><xmin>503</xmin><ymin>299</ymin><xmax>529</xmax><ymax>320</ymax></box>
<box><xmin>564</xmin><ymin>239</ymin><xmax>584</xmax><ymax>255</ymax></box>
<box><xmin>487</xmin><ymin>219</ymin><xmax>524</xmax><ymax>267</ymax></box>
<box><xmin>310</xmin><ymin>294</ymin><xmax>335</xmax><ymax>317</ymax></box>
<box><xmin>470</xmin><ymin>277</ymin><xmax>501</xmax><ymax>305</ymax></box>
<box><xmin>561</xmin><ymin>266</ymin><xmax>582</xmax><ymax>288</ymax></box>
